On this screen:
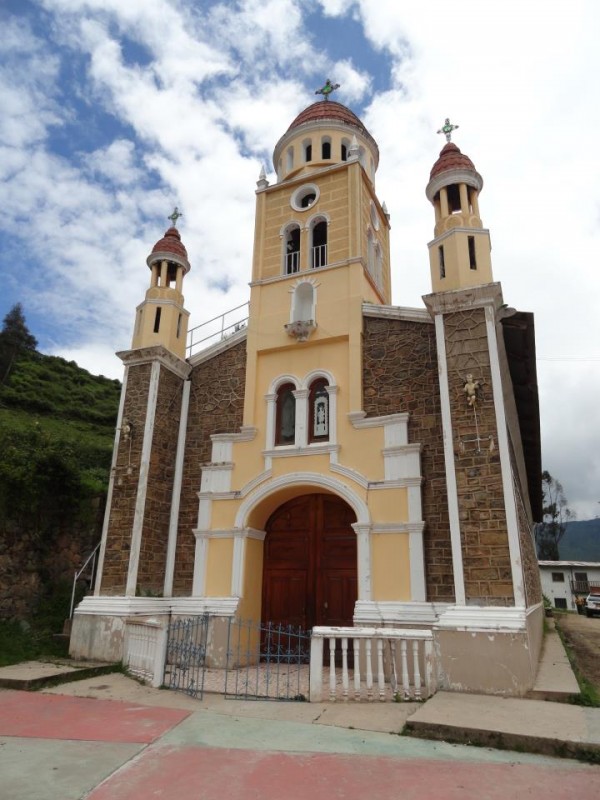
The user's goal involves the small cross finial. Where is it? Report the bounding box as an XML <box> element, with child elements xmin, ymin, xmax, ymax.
<box><xmin>315</xmin><ymin>79</ymin><xmax>340</xmax><ymax>101</ymax></box>
<box><xmin>437</xmin><ymin>118</ymin><xmax>459</xmax><ymax>143</ymax></box>
<box><xmin>168</xmin><ymin>206</ymin><xmax>183</xmax><ymax>227</ymax></box>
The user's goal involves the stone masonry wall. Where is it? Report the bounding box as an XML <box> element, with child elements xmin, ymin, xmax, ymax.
<box><xmin>443</xmin><ymin>309</ymin><xmax>514</xmax><ymax>605</ymax></box>
<box><xmin>362</xmin><ymin>316</ymin><xmax>455</xmax><ymax>602</ymax></box>
<box><xmin>136</xmin><ymin>365</ymin><xmax>183</xmax><ymax>595</ymax></box>
<box><xmin>173</xmin><ymin>341</ymin><xmax>247</xmax><ymax>595</ymax></box>
<box><xmin>100</xmin><ymin>363</ymin><xmax>151</xmax><ymax>594</ymax></box>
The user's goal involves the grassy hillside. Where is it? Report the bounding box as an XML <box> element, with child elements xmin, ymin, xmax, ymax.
<box><xmin>0</xmin><ymin>350</ymin><xmax>120</xmax><ymax>528</ymax></box>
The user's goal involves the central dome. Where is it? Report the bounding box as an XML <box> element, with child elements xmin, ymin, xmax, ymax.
<box><xmin>287</xmin><ymin>101</ymin><xmax>373</xmax><ymax>139</ymax></box>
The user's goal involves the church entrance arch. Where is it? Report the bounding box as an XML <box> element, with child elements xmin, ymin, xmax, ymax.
<box><xmin>262</xmin><ymin>493</ymin><xmax>357</xmax><ymax>630</ymax></box>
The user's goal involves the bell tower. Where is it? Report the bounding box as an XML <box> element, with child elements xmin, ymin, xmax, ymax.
<box><xmin>426</xmin><ymin>121</ymin><xmax>493</xmax><ymax>293</ymax></box>
<box><xmin>131</xmin><ymin>209</ymin><xmax>190</xmax><ymax>360</ymax></box>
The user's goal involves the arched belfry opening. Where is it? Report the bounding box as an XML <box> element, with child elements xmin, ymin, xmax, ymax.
<box><xmin>262</xmin><ymin>493</ymin><xmax>357</xmax><ymax>630</ymax></box>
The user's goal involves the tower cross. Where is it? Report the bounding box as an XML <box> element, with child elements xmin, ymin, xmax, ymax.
<box><xmin>437</xmin><ymin>118</ymin><xmax>459</xmax><ymax>142</ymax></box>
<box><xmin>315</xmin><ymin>79</ymin><xmax>340</xmax><ymax>101</ymax></box>
<box><xmin>168</xmin><ymin>206</ymin><xmax>183</xmax><ymax>227</ymax></box>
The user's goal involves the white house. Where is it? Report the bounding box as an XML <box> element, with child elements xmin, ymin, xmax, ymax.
<box><xmin>539</xmin><ymin>561</ymin><xmax>600</xmax><ymax>610</ymax></box>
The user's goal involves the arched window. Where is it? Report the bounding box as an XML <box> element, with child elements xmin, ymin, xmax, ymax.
<box><xmin>275</xmin><ymin>383</ymin><xmax>296</xmax><ymax>445</ymax></box>
<box><xmin>284</xmin><ymin>224</ymin><xmax>300</xmax><ymax>274</ymax></box>
<box><xmin>286</xmin><ymin>146</ymin><xmax>294</xmax><ymax>172</ymax></box>
<box><xmin>341</xmin><ymin>138</ymin><xmax>350</xmax><ymax>161</ymax></box>
<box><xmin>366</xmin><ymin>228</ymin><xmax>375</xmax><ymax>278</ymax></box>
<box><xmin>321</xmin><ymin>137</ymin><xmax>331</xmax><ymax>159</ymax></box>
<box><xmin>304</xmin><ymin>139</ymin><xmax>312</xmax><ymax>162</ymax></box>
<box><xmin>309</xmin><ymin>378</ymin><xmax>329</xmax><ymax>442</ymax></box>
<box><xmin>311</xmin><ymin>219</ymin><xmax>327</xmax><ymax>268</ymax></box>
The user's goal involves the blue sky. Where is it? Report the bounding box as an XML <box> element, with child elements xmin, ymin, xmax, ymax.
<box><xmin>1</xmin><ymin>0</ymin><xmax>599</xmax><ymax>519</ymax></box>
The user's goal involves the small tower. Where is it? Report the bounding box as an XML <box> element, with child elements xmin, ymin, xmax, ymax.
<box><xmin>426</xmin><ymin>134</ymin><xmax>493</xmax><ymax>293</ymax></box>
<box><xmin>131</xmin><ymin>216</ymin><xmax>190</xmax><ymax>360</ymax></box>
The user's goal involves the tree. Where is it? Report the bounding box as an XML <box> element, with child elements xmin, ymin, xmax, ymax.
<box><xmin>0</xmin><ymin>303</ymin><xmax>37</xmax><ymax>384</ymax></box>
<box><xmin>534</xmin><ymin>471</ymin><xmax>575</xmax><ymax>560</ymax></box>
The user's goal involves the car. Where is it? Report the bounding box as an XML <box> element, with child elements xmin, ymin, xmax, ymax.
<box><xmin>584</xmin><ymin>593</ymin><xmax>600</xmax><ymax>617</ymax></box>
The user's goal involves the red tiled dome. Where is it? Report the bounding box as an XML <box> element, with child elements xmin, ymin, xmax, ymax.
<box><xmin>430</xmin><ymin>142</ymin><xmax>477</xmax><ymax>179</ymax></box>
<box><xmin>151</xmin><ymin>226</ymin><xmax>188</xmax><ymax>260</ymax></box>
<box><xmin>287</xmin><ymin>100</ymin><xmax>371</xmax><ymax>137</ymax></box>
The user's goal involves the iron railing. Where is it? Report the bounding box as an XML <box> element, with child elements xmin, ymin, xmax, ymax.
<box><xmin>286</xmin><ymin>251</ymin><xmax>300</xmax><ymax>274</ymax></box>
<box><xmin>186</xmin><ymin>302</ymin><xmax>249</xmax><ymax>358</ymax></box>
<box><xmin>163</xmin><ymin>615</ymin><xmax>210</xmax><ymax>698</ymax></box>
<box><xmin>69</xmin><ymin>542</ymin><xmax>101</xmax><ymax>619</ymax></box>
<box><xmin>312</xmin><ymin>244</ymin><xmax>327</xmax><ymax>268</ymax></box>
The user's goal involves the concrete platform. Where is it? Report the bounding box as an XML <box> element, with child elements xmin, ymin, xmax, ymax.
<box><xmin>0</xmin><ymin>659</ymin><xmax>120</xmax><ymax>690</ymax></box>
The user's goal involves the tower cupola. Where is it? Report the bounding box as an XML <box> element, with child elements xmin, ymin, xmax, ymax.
<box><xmin>426</xmin><ymin>125</ymin><xmax>493</xmax><ymax>292</ymax></box>
<box><xmin>131</xmin><ymin>212</ymin><xmax>191</xmax><ymax>359</ymax></box>
<box><xmin>272</xmin><ymin>99</ymin><xmax>379</xmax><ymax>185</ymax></box>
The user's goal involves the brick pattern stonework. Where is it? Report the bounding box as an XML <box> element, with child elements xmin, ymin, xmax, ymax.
<box><xmin>100</xmin><ymin>363</ymin><xmax>152</xmax><ymax>594</ymax></box>
<box><xmin>136</xmin><ymin>365</ymin><xmax>183</xmax><ymax>594</ymax></box>
<box><xmin>173</xmin><ymin>340</ymin><xmax>247</xmax><ymax>595</ymax></box>
<box><xmin>362</xmin><ymin>315</ymin><xmax>455</xmax><ymax>602</ymax></box>
<box><xmin>443</xmin><ymin>309</ymin><xmax>513</xmax><ymax>605</ymax></box>
<box><xmin>510</xmin><ymin>443</ymin><xmax>543</xmax><ymax>607</ymax></box>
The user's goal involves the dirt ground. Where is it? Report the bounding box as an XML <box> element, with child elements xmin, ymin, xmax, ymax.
<box><xmin>554</xmin><ymin>612</ymin><xmax>600</xmax><ymax>693</ymax></box>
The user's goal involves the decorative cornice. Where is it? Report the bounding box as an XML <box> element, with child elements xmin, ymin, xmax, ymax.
<box><xmin>201</xmin><ymin>462</ymin><xmax>234</xmax><ymax>472</ymax></box>
<box><xmin>74</xmin><ymin>596</ymin><xmax>239</xmax><ymax>617</ymax></box>
<box><xmin>382</xmin><ymin>443</ymin><xmax>422</xmax><ymax>456</ymax></box>
<box><xmin>362</xmin><ymin>303</ymin><xmax>432</xmax><ymax>324</ymax></box>
<box><xmin>426</xmin><ymin>168</ymin><xmax>483</xmax><ymax>202</ymax></box>
<box><xmin>211</xmin><ymin>427</ymin><xmax>257</xmax><ymax>444</ymax></box>
<box><xmin>263</xmin><ymin>443</ymin><xmax>340</xmax><ymax>458</ymax></box>
<box><xmin>368</xmin><ymin>477</ymin><xmax>423</xmax><ymax>489</ymax></box>
<box><xmin>370</xmin><ymin>522</ymin><xmax>425</xmax><ymax>534</ymax></box>
<box><xmin>434</xmin><ymin>605</ymin><xmax>528</xmax><ymax>632</ymax></box>
<box><xmin>427</xmin><ymin>227</ymin><xmax>490</xmax><ymax>248</ymax></box>
<box><xmin>422</xmin><ymin>282</ymin><xmax>504</xmax><ymax>316</ymax></box>
<box><xmin>354</xmin><ymin>601</ymin><xmax>448</xmax><ymax>626</ymax></box>
<box><xmin>117</xmin><ymin>345</ymin><xmax>192</xmax><ymax>379</ymax></box>
<box><xmin>349</xmin><ymin>411</ymin><xmax>410</xmax><ymax>429</ymax></box>
<box><xmin>249</xmin><ymin>257</ymin><xmax>363</xmax><ymax>287</ymax></box>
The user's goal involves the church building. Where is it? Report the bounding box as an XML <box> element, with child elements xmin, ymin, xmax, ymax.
<box><xmin>71</xmin><ymin>91</ymin><xmax>543</xmax><ymax>696</ymax></box>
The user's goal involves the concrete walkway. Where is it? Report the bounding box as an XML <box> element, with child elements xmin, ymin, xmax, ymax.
<box><xmin>1</xmin><ymin>621</ymin><xmax>599</xmax><ymax>798</ymax></box>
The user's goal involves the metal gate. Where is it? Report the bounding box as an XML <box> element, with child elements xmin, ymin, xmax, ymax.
<box><xmin>163</xmin><ymin>616</ymin><xmax>311</xmax><ymax>701</ymax></box>
<box><xmin>224</xmin><ymin>618</ymin><xmax>311</xmax><ymax>701</ymax></box>
<box><xmin>164</xmin><ymin>615</ymin><xmax>209</xmax><ymax>698</ymax></box>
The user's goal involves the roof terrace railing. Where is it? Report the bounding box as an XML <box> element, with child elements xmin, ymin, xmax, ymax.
<box><xmin>186</xmin><ymin>301</ymin><xmax>249</xmax><ymax>358</ymax></box>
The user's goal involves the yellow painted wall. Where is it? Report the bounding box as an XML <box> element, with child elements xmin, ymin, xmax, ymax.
<box><xmin>429</xmin><ymin>230</ymin><xmax>493</xmax><ymax>293</ymax></box>
<box><xmin>371</xmin><ymin>534</ymin><xmax>411</xmax><ymax>601</ymax></box>
<box><xmin>205</xmin><ymin>538</ymin><xmax>233</xmax><ymax>596</ymax></box>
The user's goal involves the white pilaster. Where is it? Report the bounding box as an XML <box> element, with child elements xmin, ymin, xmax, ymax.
<box><xmin>434</xmin><ymin>313</ymin><xmax>466</xmax><ymax>605</ymax></box>
<box><xmin>163</xmin><ymin>378</ymin><xmax>191</xmax><ymax>597</ymax></box>
<box><xmin>352</xmin><ymin>523</ymin><xmax>372</xmax><ymax>601</ymax></box>
<box><xmin>94</xmin><ymin>365</ymin><xmax>129</xmax><ymax>595</ymax></box>
<box><xmin>485</xmin><ymin>307</ymin><xmax>525</xmax><ymax>607</ymax></box>
<box><xmin>126</xmin><ymin>360</ymin><xmax>161</xmax><ymax>597</ymax></box>
<box><xmin>293</xmin><ymin>388</ymin><xmax>309</xmax><ymax>447</ymax></box>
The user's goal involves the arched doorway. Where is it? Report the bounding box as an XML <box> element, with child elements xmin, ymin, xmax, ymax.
<box><xmin>262</xmin><ymin>493</ymin><xmax>357</xmax><ymax>630</ymax></box>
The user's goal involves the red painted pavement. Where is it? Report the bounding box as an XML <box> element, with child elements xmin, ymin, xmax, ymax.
<box><xmin>0</xmin><ymin>690</ymin><xmax>189</xmax><ymax>743</ymax></box>
<box><xmin>88</xmin><ymin>746</ymin><xmax>600</xmax><ymax>800</ymax></box>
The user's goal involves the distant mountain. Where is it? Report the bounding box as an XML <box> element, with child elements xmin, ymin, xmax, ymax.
<box><xmin>558</xmin><ymin>519</ymin><xmax>600</xmax><ymax>562</ymax></box>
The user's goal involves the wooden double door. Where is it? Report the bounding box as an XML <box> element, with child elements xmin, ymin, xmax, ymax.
<box><xmin>262</xmin><ymin>494</ymin><xmax>357</xmax><ymax>630</ymax></box>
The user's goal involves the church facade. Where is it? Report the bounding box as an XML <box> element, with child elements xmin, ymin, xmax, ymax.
<box><xmin>70</xmin><ymin>97</ymin><xmax>543</xmax><ymax>695</ymax></box>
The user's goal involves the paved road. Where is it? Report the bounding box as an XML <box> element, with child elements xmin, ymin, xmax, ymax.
<box><xmin>1</xmin><ymin>688</ymin><xmax>599</xmax><ymax>799</ymax></box>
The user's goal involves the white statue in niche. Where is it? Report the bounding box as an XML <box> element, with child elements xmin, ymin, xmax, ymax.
<box><xmin>284</xmin><ymin>280</ymin><xmax>318</xmax><ymax>341</ymax></box>
<box><xmin>314</xmin><ymin>392</ymin><xmax>328</xmax><ymax>437</ymax></box>
<box><xmin>463</xmin><ymin>374</ymin><xmax>481</xmax><ymax>406</ymax></box>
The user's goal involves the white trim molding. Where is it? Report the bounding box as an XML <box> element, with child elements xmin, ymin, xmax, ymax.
<box><xmin>75</xmin><ymin>596</ymin><xmax>240</xmax><ymax>617</ymax></box>
<box><xmin>435</xmin><ymin>605</ymin><xmax>527</xmax><ymax>632</ymax></box>
<box><xmin>354</xmin><ymin>601</ymin><xmax>447</xmax><ymax>626</ymax></box>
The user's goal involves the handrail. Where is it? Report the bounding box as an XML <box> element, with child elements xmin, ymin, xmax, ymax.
<box><xmin>186</xmin><ymin>301</ymin><xmax>249</xmax><ymax>357</ymax></box>
<box><xmin>69</xmin><ymin>542</ymin><xmax>101</xmax><ymax>619</ymax></box>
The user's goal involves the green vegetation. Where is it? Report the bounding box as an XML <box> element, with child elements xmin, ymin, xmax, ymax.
<box><xmin>0</xmin><ymin>305</ymin><xmax>120</xmax><ymax>649</ymax></box>
<box><xmin>0</xmin><ymin>307</ymin><xmax>120</xmax><ymax>530</ymax></box>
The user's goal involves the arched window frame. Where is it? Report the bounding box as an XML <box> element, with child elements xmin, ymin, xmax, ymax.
<box><xmin>308</xmin><ymin>377</ymin><xmax>330</xmax><ymax>443</ymax></box>
<box><xmin>267</xmin><ymin>376</ymin><xmax>301</xmax><ymax>449</ymax></box>
<box><xmin>302</xmin><ymin>369</ymin><xmax>337</xmax><ymax>448</ymax></box>
<box><xmin>341</xmin><ymin>137</ymin><xmax>350</xmax><ymax>162</ymax></box>
<box><xmin>321</xmin><ymin>136</ymin><xmax>332</xmax><ymax>160</ymax></box>
<box><xmin>307</xmin><ymin>212</ymin><xmax>329</xmax><ymax>269</ymax></box>
<box><xmin>281</xmin><ymin>221</ymin><xmax>301</xmax><ymax>275</ymax></box>
<box><xmin>303</xmin><ymin>138</ymin><xmax>313</xmax><ymax>163</ymax></box>
<box><xmin>366</xmin><ymin>226</ymin><xmax>375</xmax><ymax>278</ymax></box>
<box><xmin>286</xmin><ymin>146</ymin><xmax>294</xmax><ymax>173</ymax></box>
<box><xmin>289</xmin><ymin>278</ymin><xmax>317</xmax><ymax>324</ymax></box>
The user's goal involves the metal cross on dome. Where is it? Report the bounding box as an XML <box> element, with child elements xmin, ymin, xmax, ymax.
<box><xmin>437</xmin><ymin>118</ymin><xmax>459</xmax><ymax>142</ymax></box>
<box><xmin>168</xmin><ymin>207</ymin><xmax>183</xmax><ymax>227</ymax></box>
<box><xmin>315</xmin><ymin>79</ymin><xmax>340</xmax><ymax>101</ymax></box>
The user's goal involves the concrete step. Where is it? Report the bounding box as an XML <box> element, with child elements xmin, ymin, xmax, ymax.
<box><xmin>0</xmin><ymin>659</ymin><xmax>120</xmax><ymax>691</ymax></box>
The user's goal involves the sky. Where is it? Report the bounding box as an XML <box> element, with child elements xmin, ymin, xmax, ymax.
<box><xmin>1</xmin><ymin>0</ymin><xmax>599</xmax><ymax>520</ymax></box>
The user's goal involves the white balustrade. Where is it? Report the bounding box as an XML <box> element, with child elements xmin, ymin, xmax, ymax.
<box><xmin>309</xmin><ymin>626</ymin><xmax>437</xmax><ymax>703</ymax></box>
<box><xmin>123</xmin><ymin>618</ymin><xmax>167</xmax><ymax>688</ymax></box>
